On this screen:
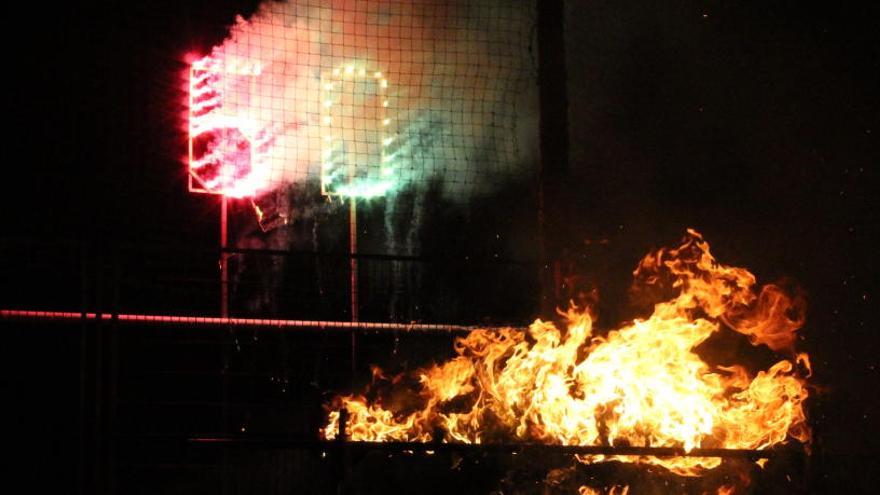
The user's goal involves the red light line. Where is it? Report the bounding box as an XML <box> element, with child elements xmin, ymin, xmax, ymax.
<box><xmin>0</xmin><ymin>309</ymin><xmax>474</xmax><ymax>333</ymax></box>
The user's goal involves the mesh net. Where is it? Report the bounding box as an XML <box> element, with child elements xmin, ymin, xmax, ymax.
<box><xmin>188</xmin><ymin>0</ymin><xmax>537</xmax><ymax>202</ymax></box>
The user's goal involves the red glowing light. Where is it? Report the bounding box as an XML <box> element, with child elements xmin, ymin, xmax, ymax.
<box><xmin>188</xmin><ymin>56</ymin><xmax>266</xmax><ymax>198</ymax></box>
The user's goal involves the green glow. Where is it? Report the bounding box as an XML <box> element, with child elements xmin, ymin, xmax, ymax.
<box><xmin>334</xmin><ymin>180</ymin><xmax>395</xmax><ymax>199</ymax></box>
<box><xmin>320</xmin><ymin>62</ymin><xmax>401</xmax><ymax>199</ymax></box>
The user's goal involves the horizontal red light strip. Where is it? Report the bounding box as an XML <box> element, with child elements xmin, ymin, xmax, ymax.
<box><xmin>0</xmin><ymin>309</ymin><xmax>474</xmax><ymax>333</ymax></box>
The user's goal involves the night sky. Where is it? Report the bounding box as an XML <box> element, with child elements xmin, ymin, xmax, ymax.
<box><xmin>3</xmin><ymin>1</ymin><xmax>879</xmax><ymax>493</ymax></box>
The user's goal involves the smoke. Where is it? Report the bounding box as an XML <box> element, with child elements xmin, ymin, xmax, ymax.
<box><xmin>203</xmin><ymin>0</ymin><xmax>539</xmax><ymax>320</ymax></box>
<box><xmin>202</xmin><ymin>0</ymin><xmax>538</xmax><ymax>203</ymax></box>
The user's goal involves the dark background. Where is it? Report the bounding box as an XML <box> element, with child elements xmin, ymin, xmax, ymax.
<box><xmin>2</xmin><ymin>0</ymin><xmax>878</xmax><ymax>493</ymax></box>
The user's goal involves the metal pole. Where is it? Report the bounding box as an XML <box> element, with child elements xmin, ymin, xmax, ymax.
<box><xmin>94</xmin><ymin>243</ymin><xmax>104</xmax><ymax>494</ymax></box>
<box><xmin>220</xmin><ymin>195</ymin><xmax>229</xmax><ymax>318</ymax></box>
<box><xmin>187</xmin><ymin>437</ymin><xmax>795</xmax><ymax>460</ymax></box>
<box><xmin>77</xmin><ymin>242</ymin><xmax>88</xmax><ymax>495</ymax></box>
<box><xmin>349</xmin><ymin>197</ymin><xmax>358</xmax><ymax>378</ymax></box>
<box><xmin>537</xmin><ymin>0</ymin><xmax>570</xmax><ymax>318</ymax></box>
<box><xmin>349</xmin><ymin>198</ymin><xmax>359</xmax><ymax>323</ymax></box>
<box><xmin>219</xmin><ymin>196</ymin><xmax>230</xmax><ymax>495</ymax></box>
<box><xmin>108</xmin><ymin>249</ymin><xmax>119</xmax><ymax>495</ymax></box>
<box><xmin>220</xmin><ymin>245</ymin><xmax>535</xmax><ymax>266</ymax></box>
<box><xmin>337</xmin><ymin>409</ymin><xmax>350</xmax><ymax>495</ymax></box>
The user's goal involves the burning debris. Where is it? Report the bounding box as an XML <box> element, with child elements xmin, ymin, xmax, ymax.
<box><xmin>322</xmin><ymin>230</ymin><xmax>811</xmax><ymax>480</ymax></box>
<box><xmin>578</xmin><ymin>486</ymin><xmax>629</xmax><ymax>495</ymax></box>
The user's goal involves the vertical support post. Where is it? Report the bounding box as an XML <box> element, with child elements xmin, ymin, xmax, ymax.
<box><xmin>336</xmin><ymin>409</ymin><xmax>351</xmax><ymax>495</ymax></box>
<box><xmin>93</xmin><ymin>242</ymin><xmax>104</xmax><ymax>494</ymax></box>
<box><xmin>78</xmin><ymin>241</ymin><xmax>88</xmax><ymax>495</ymax></box>
<box><xmin>349</xmin><ymin>197</ymin><xmax>358</xmax><ymax>377</ymax></box>
<box><xmin>537</xmin><ymin>0</ymin><xmax>570</xmax><ymax>318</ymax></box>
<box><xmin>219</xmin><ymin>196</ymin><xmax>230</xmax><ymax>495</ymax></box>
<box><xmin>349</xmin><ymin>198</ymin><xmax>359</xmax><ymax>322</ymax></box>
<box><xmin>220</xmin><ymin>195</ymin><xmax>229</xmax><ymax>318</ymax></box>
<box><xmin>108</xmin><ymin>247</ymin><xmax>119</xmax><ymax>495</ymax></box>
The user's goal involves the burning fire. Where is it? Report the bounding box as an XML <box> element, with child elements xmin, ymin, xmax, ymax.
<box><xmin>322</xmin><ymin>230</ymin><xmax>811</xmax><ymax>476</ymax></box>
<box><xmin>579</xmin><ymin>487</ymin><xmax>629</xmax><ymax>495</ymax></box>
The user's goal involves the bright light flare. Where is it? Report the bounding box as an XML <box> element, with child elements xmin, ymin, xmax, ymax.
<box><xmin>320</xmin><ymin>63</ymin><xmax>398</xmax><ymax>198</ymax></box>
<box><xmin>187</xmin><ymin>56</ymin><xmax>268</xmax><ymax>198</ymax></box>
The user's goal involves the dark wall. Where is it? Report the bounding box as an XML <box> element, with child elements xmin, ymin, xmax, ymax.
<box><xmin>2</xmin><ymin>0</ymin><xmax>878</xmax><ymax>493</ymax></box>
<box><xmin>563</xmin><ymin>1</ymin><xmax>879</xmax><ymax>493</ymax></box>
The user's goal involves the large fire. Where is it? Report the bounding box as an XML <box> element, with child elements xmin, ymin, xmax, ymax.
<box><xmin>322</xmin><ymin>230</ymin><xmax>811</xmax><ymax>477</ymax></box>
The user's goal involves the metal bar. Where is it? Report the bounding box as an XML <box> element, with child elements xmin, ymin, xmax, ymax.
<box><xmin>349</xmin><ymin>199</ymin><xmax>359</xmax><ymax>324</ymax></box>
<box><xmin>537</xmin><ymin>0</ymin><xmax>570</xmax><ymax>317</ymax></box>
<box><xmin>77</xmin><ymin>243</ymin><xmax>88</xmax><ymax>495</ymax></box>
<box><xmin>219</xmin><ymin>246</ymin><xmax>537</xmax><ymax>266</ymax></box>
<box><xmin>0</xmin><ymin>309</ymin><xmax>477</xmax><ymax>333</ymax></box>
<box><xmin>219</xmin><ymin>196</ymin><xmax>231</xmax><ymax>495</ymax></box>
<box><xmin>338</xmin><ymin>409</ymin><xmax>352</xmax><ymax>494</ymax></box>
<box><xmin>349</xmin><ymin>197</ymin><xmax>359</xmax><ymax>379</ymax></box>
<box><xmin>220</xmin><ymin>195</ymin><xmax>229</xmax><ymax>318</ymax></box>
<box><xmin>108</xmin><ymin>250</ymin><xmax>120</xmax><ymax>495</ymax></box>
<box><xmin>186</xmin><ymin>437</ymin><xmax>792</xmax><ymax>460</ymax></box>
<box><xmin>94</xmin><ymin>246</ymin><xmax>105</xmax><ymax>494</ymax></box>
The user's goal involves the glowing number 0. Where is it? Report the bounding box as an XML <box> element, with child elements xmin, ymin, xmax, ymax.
<box><xmin>320</xmin><ymin>64</ymin><xmax>394</xmax><ymax>198</ymax></box>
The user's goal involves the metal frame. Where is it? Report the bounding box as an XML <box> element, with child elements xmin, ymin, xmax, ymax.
<box><xmin>188</xmin><ymin>436</ymin><xmax>796</xmax><ymax>462</ymax></box>
<box><xmin>189</xmin><ymin>409</ymin><xmax>801</xmax><ymax>461</ymax></box>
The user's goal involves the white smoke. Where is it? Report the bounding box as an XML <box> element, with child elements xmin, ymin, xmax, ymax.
<box><xmin>202</xmin><ymin>0</ymin><xmax>538</xmax><ymax>202</ymax></box>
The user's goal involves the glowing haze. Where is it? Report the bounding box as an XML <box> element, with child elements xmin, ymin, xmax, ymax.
<box><xmin>186</xmin><ymin>1</ymin><xmax>535</xmax><ymax>199</ymax></box>
<box><xmin>322</xmin><ymin>230</ymin><xmax>811</xmax><ymax>477</ymax></box>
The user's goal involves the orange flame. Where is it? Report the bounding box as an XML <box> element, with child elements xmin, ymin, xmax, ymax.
<box><xmin>579</xmin><ymin>486</ymin><xmax>629</xmax><ymax>495</ymax></box>
<box><xmin>322</xmin><ymin>230</ymin><xmax>811</xmax><ymax>476</ymax></box>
